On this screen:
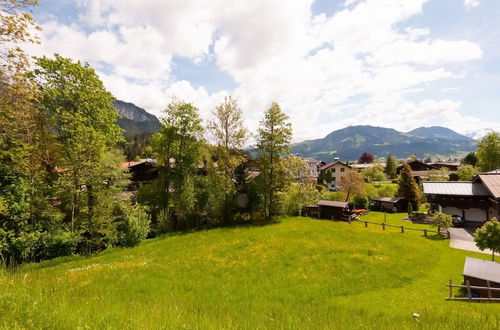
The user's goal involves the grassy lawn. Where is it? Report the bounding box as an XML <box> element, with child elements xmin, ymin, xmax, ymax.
<box><xmin>359</xmin><ymin>211</ymin><xmax>435</xmax><ymax>232</ymax></box>
<box><xmin>0</xmin><ymin>217</ymin><xmax>498</xmax><ymax>329</ymax></box>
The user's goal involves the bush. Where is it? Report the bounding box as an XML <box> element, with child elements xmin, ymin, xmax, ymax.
<box><xmin>431</xmin><ymin>212</ymin><xmax>452</xmax><ymax>230</ymax></box>
<box><xmin>353</xmin><ymin>196</ymin><xmax>368</xmax><ymax>209</ymax></box>
<box><xmin>37</xmin><ymin>231</ymin><xmax>80</xmax><ymax>261</ymax></box>
<box><xmin>115</xmin><ymin>207</ymin><xmax>151</xmax><ymax>247</ymax></box>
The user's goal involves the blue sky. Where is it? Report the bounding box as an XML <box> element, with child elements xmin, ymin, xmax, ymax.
<box><xmin>28</xmin><ymin>0</ymin><xmax>500</xmax><ymax>141</ymax></box>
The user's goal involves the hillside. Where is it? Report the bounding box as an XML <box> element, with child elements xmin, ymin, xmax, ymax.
<box><xmin>1</xmin><ymin>217</ymin><xmax>498</xmax><ymax>329</ymax></box>
<box><xmin>292</xmin><ymin>125</ymin><xmax>477</xmax><ymax>160</ymax></box>
<box><xmin>407</xmin><ymin>126</ymin><xmax>474</xmax><ymax>141</ymax></box>
<box><xmin>113</xmin><ymin>100</ymin><xmax>161</xmax><ymax>138</ymax></box>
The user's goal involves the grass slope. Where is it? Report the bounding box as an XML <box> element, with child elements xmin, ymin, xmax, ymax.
<box><xmin>1</xmin><ymin>216</ymin><xmax>499</xmax><ymax>329</ymax></box>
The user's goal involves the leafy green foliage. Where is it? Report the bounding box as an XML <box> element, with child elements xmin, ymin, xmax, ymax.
<box><xmin>431</xmin><ymin>212</ymin><xmax>452</xmax><ymax>230</ymax></box>
<box><xmin>457</xmin><ymin>165</ymin><xmax>478</xmax><ymax>181</ymax></box>
<box><xmin>474</xmin><ymin>218</ymin><xmax>500</xmax><ymax>261</ymax></box>
<box><xmin>256</xmin><ymin>103</ymin><xmax>292</xmax><ymax>220</ymax></box>
<box><xmin>477</xmin><ymin>132</ymin><xmax>500</xmax><ymax>172</ymax></box>
<box><xmin>462</xmin><ymin>152</ymin><xmax>478</xmax><ymax>167</ymax></box>
<box><xmin>361</xmin><ymin>165</ymin><xmax>387</xmax><ymax>183</ymax></box>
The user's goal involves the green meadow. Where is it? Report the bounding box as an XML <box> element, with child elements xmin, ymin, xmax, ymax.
<box><xmin>1</xmin><ymin>214</ymin><xmax>498</xmax><ymax>329</ymax></box>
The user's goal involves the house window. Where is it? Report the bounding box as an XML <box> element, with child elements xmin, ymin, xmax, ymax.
<box><xmin>340</xmin><ymin>168</ymin><xmax>345</xmax><ymax>172</ymax></box>
<box><xmin>333</xmin><ymin>168</ymin><xmax>336</xmax><ymax>173</ymax></box>
<box><xmin>332</xmin><ymin>177</ymin><xmax>336</xmax><ymax>181</ymax></box>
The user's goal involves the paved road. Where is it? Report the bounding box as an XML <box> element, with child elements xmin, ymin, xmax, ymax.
<box><xmin>448</xmin><ymin>228</ymin><xmax>498</xmax><ymax>256</ymax></box>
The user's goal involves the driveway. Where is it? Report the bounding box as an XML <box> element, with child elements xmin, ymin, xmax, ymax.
<box><xmin>448</xmin><ymin>227</ymin><xmax>498</xmax><ymax>256</ymax></box>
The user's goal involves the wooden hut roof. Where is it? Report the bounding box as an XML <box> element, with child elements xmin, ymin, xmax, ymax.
<box><xmin>463</xmin><ymin>257</ymin><xmax>500</xmax><ymax>283</ymax></box>
<box><xmin>316</xmin><ymin>200</ymin><xmax>349</xmax><ymax>208</ymax></box>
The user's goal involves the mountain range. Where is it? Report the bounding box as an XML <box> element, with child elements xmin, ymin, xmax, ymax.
<box><xmin>291</xmin><ymin>125</ymin><xmax>477</xmax><ymax>161</ymax></box>
<box><xmin>112</xmin><ymin>100</ymin><xmax>479</xmax><ymax>160</ymax></box>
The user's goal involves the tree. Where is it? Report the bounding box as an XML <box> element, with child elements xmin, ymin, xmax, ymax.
<box><xmin>33</xmin><ymin>55</ymin><xmax>125</xmax><ymax>253</ymax></box>
<box><xmin>462</xmin><ymin>152</ymin><xmax>478</xmax><ymax>167</ymax></box>
<box><xmin>358</xmin><ymin>152</ymin><xmax>374</xmax><ymax>164</ymax></box>
<box><xmin>473</xmin><ymin>218</ymin><xmax>500</xmax><ymax>261</ymax></box>
<box><xmin>256</xmin><ymin>103</ymin><xmax>292</xmax><ymax>220</ymax></box>
<box><xmin>477</xmin><ymin>132</ymin><xmax>500</xmax><ymax>172</ymax></box>
<box><xmin>457</xmin><ymin>165</ymin><xmax>479</xmax><ymax>181</ymax></box>
<box><xmin>361</xmin><ymin>165</ymin><xmax>386</xmax><ymax>183</ymax></box>
<box><xmin>385</xmin><ymin>154</ymin><xmax>397</xmax><ymax>179</ymax></box>
<box><xmin>431</xmin><ymin>212</ymin><xmax>452</xmax><ymax>233</ymax></box>
<box><xmin>396</xmin><ymin>164</ymin><xmax>421</xmax><ymax>210</ymax></box>
<box><xmin>148</xmin><ymin>100</ymin><xmax>204</xmax><ymax>231</ymax></box>
<box><xmin>340</xmin><ymin>171</ymin><xmax>365</xmax><ymax>202</ymax></box>
<box><xmin>208</xmin><ymin>96</ymin><xmax>247</xmax><ymax>225</ymax></box>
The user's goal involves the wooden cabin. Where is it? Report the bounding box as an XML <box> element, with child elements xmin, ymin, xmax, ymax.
<box><xmin>371</xmin><ymin>197</ymin><xmax>408</xmax><ymax>213</ymax></box>
<box><xmin>463</xmin><ymin>257</ymin><xmax>500</xmax><ymax>298</ymax></box>
<box><xmin>308</xmin><ymin>200</ymin><xmax>352</xmax><ymax>221</ymax></box>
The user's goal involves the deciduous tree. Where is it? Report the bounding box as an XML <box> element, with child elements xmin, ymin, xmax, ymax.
<box><xmin>474</xmin><ymin>218</ymin><xmax>500</xmax><ymax>261</ymax></box>
<box><xmin>477</xmin><ymin>132</ymin><xmax>500</xmax><ymax>172</ymax></box>
<box><xmin>457</xmin><ymin>165</ymin><xmax>478</xmax><ymax>181</ymax></box>
<box><xmin>256</xmin><ymin>103</ymin><xmax>292</xmax><ymax>220</ymax></box>
<box><xmin>340</xmin><ymin>170</ymin><xmax>365</xmax><ymax>202</ymax></box>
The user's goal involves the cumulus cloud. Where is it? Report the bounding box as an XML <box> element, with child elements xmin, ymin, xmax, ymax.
<box><xmin>464</xmin><ymin>0</ymin><xmax>480</xmax><ymax>10</ymax></box>
<box><xmin>26</xmin><ymin>0</ymin><xmax>495</xmax><ymax>143</ymax></box>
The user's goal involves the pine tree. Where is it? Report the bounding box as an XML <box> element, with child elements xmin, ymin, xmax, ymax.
<box><xmin>396</xmin><ymin>163</ymin><xmax>421</xmax><ymax>210</ymax></box>
<box><xmin>385</xmin><ymin>154</ymin><xmax>397</xmax><ymax>179</ymax></box>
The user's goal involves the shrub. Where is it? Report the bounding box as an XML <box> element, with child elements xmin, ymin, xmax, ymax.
<box><xmin>353</xmin><ymin>196</ymin><xmax>368</xmax><ymax>209</ymax></box>
<box><xmin>431</xmin><ymin>212</ymin><xmax>452</xmax><ymax>231</ymax></box>
<box><xmin>37</xmin><ymin>231</ymin><xmax>80</xmax><ymax>261</ymax></box>
<box><xmin>115</xmin><ymin>207</ymin><xmax>151</xmax><ymax>247</ymax></box>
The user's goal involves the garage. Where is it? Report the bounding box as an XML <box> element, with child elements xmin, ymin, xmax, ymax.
<box><xmin>464</xmin><ymin>208</ymin><xmax>488</xmax><ymax>223</ymax></box>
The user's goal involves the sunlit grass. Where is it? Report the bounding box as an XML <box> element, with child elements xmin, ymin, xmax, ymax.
<box><xmin>0</xmin><ymin>217</ymin><xmax>498</xmax><ymax>329</ymax></box>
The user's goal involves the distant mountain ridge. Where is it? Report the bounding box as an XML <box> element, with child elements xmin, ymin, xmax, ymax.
<box><xmin>113</xmin><ymin>100</ymin><xmax>161</xmax><ymax>138</ymax></box>
<box><xmin>407</xmin><ymin>126</ymin><xmax>474</xmax><ymax>142</ymax></box>
<box><xmin>292</xmin><ymin>125</ymin><xmax>477</xmax><ymax>161</ymax></box>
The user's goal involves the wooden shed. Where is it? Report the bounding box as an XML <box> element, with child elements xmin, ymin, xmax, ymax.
<box><xmin>371</xmin><ymin>197</ymin><xmax>409</xmax><ymax>213</ymax></box>
<box><xmin>304</xmin><ymin>205</ymin><xmax>320</xmax><ymax>218</ymax></box>
<box><xmin>316</xmin><ymin>200</ymin><xmax>351</xmax><ymax>221</ymax></box>
<box><xmin>463</xmin><ymin>257</ymin><xmax>500</xmax><ymax>298</ymax></box>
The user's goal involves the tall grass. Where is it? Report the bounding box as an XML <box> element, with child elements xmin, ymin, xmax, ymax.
<box><xmin>0</xmin><ymin>217</ymin><xmax>498</xmax><ymax>329</ymax></box>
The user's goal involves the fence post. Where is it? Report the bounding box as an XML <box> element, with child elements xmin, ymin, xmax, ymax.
<box><xmin>449</xmin><ymin>279</ymin><xmax>453</xmax><ymax>299</ymax></box>
<box><xmin>401</xmin><ymin>226</ymin><xmax>404</xmax><ymax>233</ymax></box>
<box><xmin>382</xmin><ymin>223</ymin><xmax>385</xmax><ymax>230</ymax></box>
<box><xmin>424</xmin><ymin>229</ymin><xmax>428</xmax><ymax>237</ymax></box>
<box><xmin>487</xmin><ymin>280</ymin><xmax>492</xmax><ymax>302</ymax></box>
<box><xmin>466</xmin><ymin>280</ymin><xmax>472</xmax><ymax>301</ymax></box>
<box><xmin>364</xmin><ymin>221</ymin><xmax>368</xmax><ymax>228</ymax></box>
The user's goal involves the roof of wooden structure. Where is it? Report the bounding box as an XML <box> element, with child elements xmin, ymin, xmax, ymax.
<box><xmin>316</xmin><ymin>200</ymin><xmax>349</xmax><ymax>208</ymax></box>
<box><xmin>371</xmin><ymin>197</ymin><xmax>403</xmax><ymax>203</ymax></box>
<box><xmin>463</xmin><ymin>257</ymin><xmax>500</xmax><ymax>283</ymax></box>
<box><xmin>422</xmin><ymin>182</ymin><xmax>490</xmax><ymax>196</ymax></box>
<box><xmin>476</xmin><ymin>173</ymin><xmax>500</xmax><ymax>199</ymax></box>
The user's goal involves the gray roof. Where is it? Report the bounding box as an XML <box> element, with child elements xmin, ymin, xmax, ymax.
<box><xmin>463</xmin><ymin>257</ymin><xmax>500</xmax><ymax>283</ymax></box>
<box><xmin>371</xmin><ymin>197</ymin><xmax>403</xmax><ymax>203</ymax></box>
<box><xmin>317</xmin><ymin>200</ymin><xmax>349</xmax><ymax>208</ymax></box>
<box><xmin>422</xmin><ymin>182</ymin><xmax>490</xmax><ymax>196</ymax></box>
<box><xmin>477</xmin><ymin>174</ymin><xmax>500</xmax><ymax>199</ymax></box>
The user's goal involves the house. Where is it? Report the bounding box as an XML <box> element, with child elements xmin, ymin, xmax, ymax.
<box><xmin>305</xmin><ymin>200</ymin><xmax>352</xmax><ymax>220</ymax></box>
<box><xmin>302</xmin><ymin>157</ymin><xmax>322</xmax><ymax>181</ymax></box>
<box><xmin>319</xmin><ymin>161</ymin><xmax>352</xmax><ymax>190</ymax></box>
<box><xmin>423</xmin><ymin>172</ymin><xmax>500</xmax><ymax>227</ymax></box>
<box><xmin>122</xmin><ymin>159</ymin><xmax>158</xmax><ymax>190</ymax></box>
<box><xmin>351</xmin><ymin>162</ymin><xmax>387</xmax><ymax>171</ymax></box>
<box><xmin>463</xmin><ymin>257</ymin><xmax>500</xmax><ymax>298</ymax></box>
<box><xmin>371</xmin><ymin>197</ymin><xmax>409</xmax><ymax>213</ymax></box>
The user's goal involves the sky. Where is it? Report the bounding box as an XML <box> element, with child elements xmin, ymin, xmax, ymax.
<box><xmin>26</xmin><ymin>0</ymin><xmax>500</xmax><ymax>142</ymax></box>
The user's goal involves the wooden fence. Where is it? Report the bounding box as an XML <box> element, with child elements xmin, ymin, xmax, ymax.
<box><xmin>445</xmin><ymin>279</ymin><xmax>500</xmax><ymax>302</ymax></box>
<box><xmin>350</xmin><ymin>219</ymin><xmax>440</xmax><ymax>237</ymax></box>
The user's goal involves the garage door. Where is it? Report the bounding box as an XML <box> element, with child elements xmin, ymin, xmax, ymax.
<box><xmin>464</xmin><ymin>208</ymin><xmax>487</xmax><ymax>223</ymax></box>
<box><xmin>442</xmin><ymin>207</ymin><xmax>462</xmax><ymax>216</ymax></box>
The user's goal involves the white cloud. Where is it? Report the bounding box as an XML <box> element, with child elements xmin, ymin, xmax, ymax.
<box><xmin>26</xmin><ymin>0</ymin><xmax>494</xmax><ymax>144</ymax></box>
<box><xmin>464</xmin><ymin>0</ymin><xmax>480</xmax><ymax>10</ymax></box>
